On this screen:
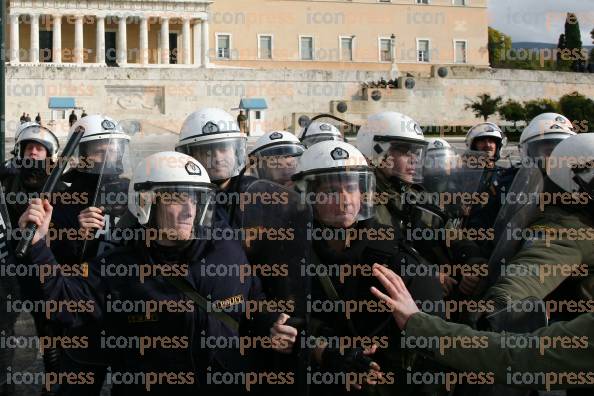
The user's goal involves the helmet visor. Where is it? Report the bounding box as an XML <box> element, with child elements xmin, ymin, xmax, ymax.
<box><xmin>302</xmin><ymin>134</ymin><xmax>343</xmax><ymax>148</ymax></box>
<box><xmin>250</xmin><ymin>144</ymin><xmax>304</xmax><ymax>186</ymax></box>
<box><xmin>143</xmin><ymin>186</ymin><xmax>216</xmax><ymax>243</ymax></box>
<box><xmin>179</xmin><ymin>137</ymin><xmax>247</xmax><ymax>182</ymax></box>
<box><xmin>378</xmin><ymin>141</ymin><xmax>428</xmax><ymax>185</ymax></box>
<box><xmin>78</xmin><ymin>138</ymin><xmax>131</xmax><ymax>176</ymax></box>
<box><xmin>298</xmin><ymin>171</ymin><xmax>375</xmax><ymax>227</ymax></box>
<box><xmin>423</xmin><ymin>148</ymin><xmax>459</xmax><ymax>176</ymax></box>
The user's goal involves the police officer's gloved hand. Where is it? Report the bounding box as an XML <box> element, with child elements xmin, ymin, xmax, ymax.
<box><xmin>321</xmin><ymin>347</ymin><xmax>374</xmax><ymax>373</ymax></box>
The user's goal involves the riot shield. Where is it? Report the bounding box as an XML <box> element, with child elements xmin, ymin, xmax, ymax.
<box><xmin>421</xmin><ymin>155</ymin><xmax>486</xmax><ymax>230</ymax></box>
<box><xmin>240</xmin><ymin>179</ymin><xmax>313</xmax><ymax>396</ymax></box>
<box><xmin>485</xmin><ymin>166</ymin><xmax>544</xmax><ymax>287</ymax></box>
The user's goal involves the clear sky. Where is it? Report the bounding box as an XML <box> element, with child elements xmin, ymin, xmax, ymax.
<box><xmin>489</xmin><ymin>0</ymin><xmax>594</xmax><ymax>44</ymax></box>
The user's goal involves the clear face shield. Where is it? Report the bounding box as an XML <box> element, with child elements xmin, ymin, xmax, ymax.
<box><xmin>422</xmin><ymin>148</ymin><xmax>460</xmax><ymax>192</ymax></box>
<box><xmin>376</xmin><ymin>139</ymin><xmax>428</xmax><ymax>185</ymax></box>
<box><xmin>298</xmin><ymin>170</ymin><xmax>375</xmax><ymax>228</ymax></box>
<box><xmin>141</xmin><ymin>186</ymin><xmax>216</xmax><ymax>244</ymax></box>
<box><xmin>302</xmin><ymin>134</ymin><xmax>342</xmax><ymax>148</ymax></box>
<box><xmin>251</xmin><ymin>143</ymin><xmax>305</xmax><ymax>186</ymax></box>
<box><xmin>78</xmin><ymin>138</ymin><xmax>132</xmax><ymax>176</ymax></box>
<box><xmin>524</xmin><ymin>134</ymin><xmax>570</xmax><ymax>170</ymax></box>
<box><xmin>180</xmin><ymin>137</ymin><xmax>247</xmax><ymax>182</ymax></box>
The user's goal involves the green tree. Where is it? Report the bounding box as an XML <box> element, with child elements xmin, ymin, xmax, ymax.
<box><xmin>498</xmin><ymin>100</ymin><xmax>526</xmax><ymax>128</ymax></box>
<box><xmin>557</xmin><ymin>33</ymin><xmax>568</xmax><ymax>69</ymax></box>
<box><xmin>488</xmin><ymin>27</ymin><xmax>512</xmax><ymax>67</ymax></box>
<box><xmin>564</xmin><ymin>13</ymin><xmax>585</xmax><ymax>70</ymax></box>
<box><xmin>523</xmin><ymin>99</ymin><xmax>560</xmax><ymax>122</ymax></box>
<box><xmin>559</xmin><ymin>92</ymin><xmax>594</xmax><ymax>131</ymax></box>
<box><xmin>465</xmin><ymin>94</ymin><xmax>503</xmax><ymax>121</ymax></box>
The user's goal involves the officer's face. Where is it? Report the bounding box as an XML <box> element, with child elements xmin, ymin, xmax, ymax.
<box><xmin>266</xmin><ymin>156</ymin><xmax>298</xmax><ymax>187</ymax></box>
<box><xmin>156</xmin><ymin>197</ymin><xmax>197</xmax><ymax>241</ymax></box>
<box><xmin>194</xmin><ymin>143</ymin><xmax>236</xmax><ymax>181</ymax></box>
<box><xmin>314</xmin><ymin>180</ymin><xmax>361</xmax><ymax>228</ymax></box>
<box><xmin>381</xmin><ymin>146</ymin><xmax>419</xmax><ymax>184</ymax></box>
<box><xmin>473</xmin><ymin>137</ymin><xmax>498</xmax><ymax>159</ymax></box>
<box><xmin>86</xmin><ymin>141</ymin><xmax>121</xmax><ymax>165</ymax></box>
<box><xmin>24</xmin><ymin>142</ymin><xmax>47</xmax><ymax>160</ymax></box>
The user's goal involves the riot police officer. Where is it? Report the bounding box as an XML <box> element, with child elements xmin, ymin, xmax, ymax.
<box><xmin>518</xmin><ymin>113</ymin><xmax>576</xmax><ymax>171</ymax></box>
<box><xmin>21</xmin><ymin>151</ymin><xmax>297</xmax><ymax>396</ymax></box>
<box><xmin>292</xmin><ymin>140</ymin><xmax>444</xmax><ymax>396</ymax></box>
<box><xmin>175</xmin><ymin>108</ymin><xmax>254</xmax><ymax>228</ymax></box>
<box><xmin>0</xmin><ymin>122</ymin><xmax>61</xmax><ymax>229</ymax></box>
<box><xmin>49</xmin><ymin>114</ymin><xmax>132</xmax><ymax>396</ymax></box>
<box><xmin>462</xmin><ymin>122</ymin><xmax>516</xmax><ymax>242</ymax></box>
<box><xmin>247</xmin><ymin>131</ymin><xmax>305</xmax><ymax>187</ymax></box>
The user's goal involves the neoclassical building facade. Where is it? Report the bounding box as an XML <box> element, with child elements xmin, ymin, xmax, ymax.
<box><xmin>5</xmin><ymin>0</ymin><xmax>489</xmax><ymax>72</ymax></box>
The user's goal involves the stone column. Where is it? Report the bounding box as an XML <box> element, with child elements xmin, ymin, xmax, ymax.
<box><xmin>52</xmin><ymin>15</ymin><xmax>62</xmax><ymax>63</ymax></box>
<box><xmin>160</xmin><ymin>17</ymin><xmax>169</xmax><ymax>64</ymax></box>
<box><xmin>182</xmin><ymin>17</ymin><xmax>191</xmax><ymax>65</ymax></box>
<box><xmin>30</xmin><ymin>14</ymin><xmax>40</xmax><ymax>63</ymax></box>
<box><xmin>117</xmin><ymin>15</ymin><xmax>127</xmax><ymax>64</ymax></box>
<box><xmin>193</xmin><ymin>20</ymin><xmax>202</xmax><ymax>66</ymax></box>
<box><xmin>139</xmin><ymin>16</ymin><xmax>149</xmax><ymax>65</ymax></box>
<box><xmin>74</xmin><ymin>15</ymin><xmax>84</xmax><ymax>64</ymax></box>
<box><xmin>10</xmin><ymin>14</ymin><xmax>20</xmax><ymax>64</ymax></box>
<box><xmin>201</xmin><ymin>17</ymin><xmax>209</xmax><ymax>67</ymax></box>
<box><xmin>96</xmin><ymin>16</ymin><xmax>105</xmax><ymax>64</ymax></box>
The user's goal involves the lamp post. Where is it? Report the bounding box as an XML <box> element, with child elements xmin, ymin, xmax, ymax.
<box><xmin>390</xmin><ymin>33</ymin><xmax>400</xmax><ymax>81</ymax></box>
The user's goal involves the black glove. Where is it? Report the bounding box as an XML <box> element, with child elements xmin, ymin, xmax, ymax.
<box><xmin>321</xmin><ymin>347</ymin><xmax>374</xmax><ymax>373</ymax></box>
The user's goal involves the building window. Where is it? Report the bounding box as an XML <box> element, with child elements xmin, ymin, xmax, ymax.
<box><xmin>417</xmin><ymin>39</ymin><xmax>430</xmax><ymax>62</ymax></box>
<box><xmin>300</xmin><ymin>36</ymin><xmax>314</xmax><ymax>60</ymax></box>
<box><xmin>455</xmin><ymin>40</ymin><xmax>467</xmax><ymax>63</ymax></box>
<box><xmin>341</xmin><ymin>37</ymin><xmax>353</xmax><ymax>61</ymax></box>
<box><xmin>417</xmin><ymin>0</ymin><xmax>429</xmax><ymax>4</ymax></box>
<box><xmin>217</xmin><ymin>34</ymin><xmax>231</xmax><ymax>59</ymax></box>
<box><xmin>259</xmin><ymin>35</ymin><xmax>272</xmax><ymax>59</ymax></box>
<box><xmin>379</xmin><ymin>38</ymin><xmax>392</xmax><ymax>62</ymax></box>
<box><xmin>453</xmin><ymin>0</ymin><xmax>466</xmax><ymax>5</ymax></box>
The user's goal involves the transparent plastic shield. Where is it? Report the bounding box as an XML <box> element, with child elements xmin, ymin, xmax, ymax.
<box><xmin>250</xmin><ymin>152</ymin><xmax>302</xmax><ymax>187</ymax></box>
<box><xmin>180</xmin><ymin>137</ymin><xmax>247</xmax><ymax>182</ymax></box>
<box><xmin>421</xmin><ymin>155</ymin><xmax>486</xmax><ymax>229</ymax></box>
<box><xmin>302</xmin><ymin>134</ymin><xmax>342</xmax><ymax>148</ymax></box>
<box><xmin>297</xmin><ymin>170</ymin><xmax>375</xmax><ymax>228</ymax></box>
<box><xmin>486</xmin><ymin>166</ymin><xmax>544</xmax><ymax>286</ymax></box>
<box><xmin>146</xmin><ymin>186</ymin><xmax>216</xmax><ymax>244</ymax></box>
<box><xmin>78</xmin><ymin>137</ymin><xmax>132</xmax><ymax>176</ymax></box>
<box><xmin>377</xmin><ymin>141</ymin><xmax>428</xmax><ymax>185</ymax></box>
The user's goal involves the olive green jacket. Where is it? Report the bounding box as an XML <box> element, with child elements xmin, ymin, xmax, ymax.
<box><xmin>485</xmin><ymin>205</ymin><xmax>594</xmax><ymax>307</ymax></box>
<box><xmin>405</xmin><ymin>312</ymin><xmax>594</xmax><ymax>389</ymax></box>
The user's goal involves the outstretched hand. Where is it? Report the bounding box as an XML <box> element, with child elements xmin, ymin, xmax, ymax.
<box><xmin>370</xmin><ymin>264</ymin><xmax>420</xmax><ymax>330</ymax></box>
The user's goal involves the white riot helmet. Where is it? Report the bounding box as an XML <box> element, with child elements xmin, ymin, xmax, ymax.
<box><xmin>69</xmin><ymin>114</ymin><xmax>131</xmax><ymax>175</ymax></box>
<box><xmin>13</xmin><ymin>122</ymin><xmax>60</xmax><ymax>160</ymax></box>
<box><xmin>128</xmin><ymin>151</ymin><xmax>217</xmax><ymax>243</ymax></box>
<box><xmin>424</xmin><ymin>138</ymin><xmax>459</xmax><ymax>176</ymax></box>
<box><xmin>547</xmin><ymin>134</ymin><xmax>594</xmax><ymax>199</ymax></box>
<box><xmin>175</xmin><ymin>108</ymin><xmax>246</xmax><ymax>182</ymax></box>
<box><xmin>520</xmin><ymin>113</ymin><xmax>576</xmax><ymax>165</ymax></box>
<box><xmin>299</xmin><ymin>121</ymin><xmax>343</xmax><ymax>148</ymax></box>
<box><xmin>356</xmin><ymin>111</ymin><xmax>428</xmax><ymax>185</ymax></box>
<box><xmin>292</xmin><ymin>141</ymin><xmax>375</xmax><ymax>227</ymax></box>
<box><xmin>465</xmin><ymin>122</ymin><xmax>506</xmax><ymax>160</ymax></box>
<box><xmin>248</xmin><ymin>131</ymin><xmax>305</xmax><ymax>186</ymax></box>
